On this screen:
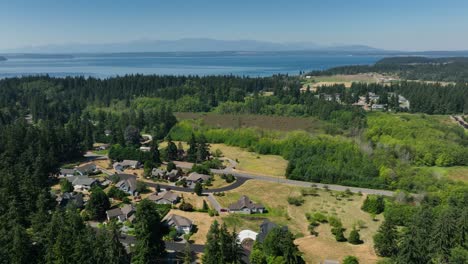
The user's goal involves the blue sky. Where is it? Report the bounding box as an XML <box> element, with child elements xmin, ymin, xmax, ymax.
<box><xmin>1</xmin><ymin>0</ymin><xmax>467</xmax><ymax>51</ymax></box>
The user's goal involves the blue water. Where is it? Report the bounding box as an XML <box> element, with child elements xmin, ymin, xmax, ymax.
<box><xmin>0</xmin><ymin>53</ymin><xmax>382</xmax><ymax>78</ymax></box>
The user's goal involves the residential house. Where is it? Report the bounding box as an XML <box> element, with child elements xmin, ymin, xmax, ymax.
<box><xmin>152</xmin><ymin>168</ymin><xmax>180</xmax><ymax>182</ymax></box>
<box><xmin>59</xmin><ymin>168</ymin><xmax>75</xmax><ymax>177</ymax></box>
<box><xmin>115</xmin><ymin>174</ymin><xmax>138</xmax><ymax>196</ymax></box>
<box><xmin>57</xmin><ymin>192</ymin><xmax>84</xmax><ymax>208</ymax></box>
<box><xmin>93</xmin><ymin>143</ymin><xmax>110</xmax><ymax>151</ymax></box>
<box><xmin>75</xmin><ymin>163</ymin><xmax>97</xmax><ymax>176</ymax></box>
<box><xmin>186</xmin><ymin>172</ymin><xmax>211</xmax><ymax>185</ymax></box>
<box><xmin>256</xmin><ymin>219</ymin><xmax>287</xmax><ymax>243</ymax></box>
<box><xmin>371</xmin><ymin>104</ymin><xmax>385</xmax><ymax>111</ymax></box>
<box><xmin>166</xmin><ymin>169</ymin><xmax>180</xmax><ymax>182</ymax></box>
<box><xmin>139</xmin><ymin>146</ymin><xmax>151</xmax><ymax>152</ymax></box>
<box><xmin>165</xmin><ymin>214</ymin><xmax>193</xmax><ymax>234</ymax></box>
<box><xmin>113</xmin><ymin>160</ymin><xmax>140</xmax><ymax>171</ymax></box>
<box><xmin>67</xmin><ymin>176</ymin><xmax>97</xmax><ymax>191</ymax></box>
<box><xmin>106</xmin><ymin>204</ymin><xmax>135</xmax><ymax>222</ymax></box>
<box><xmin>228</xmin><ymin>195</ymin><xmax>265</xmax><ymax>214</ymax></box>
<box><xmin>152</xmin><ymin>168</ymin><xmax>166</xmax><ymax>178</ymax></box>
<box><xmin>148</xmin><ymin>191</ymin><xmax>180</xmax><ymax>205</ymax></box>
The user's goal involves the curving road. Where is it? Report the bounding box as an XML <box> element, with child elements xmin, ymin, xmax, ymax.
<box><xmin>172</xmin><ymin>161</ymin><xmax>395</xmax><ymax>197</ymax></box>
<box><xmin>88</xmin><ymin>153</ymin><xmax>395</xmax><ymax>197</ymax></box>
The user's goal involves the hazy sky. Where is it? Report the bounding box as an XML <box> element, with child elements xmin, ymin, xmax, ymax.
<box><xmin>1</xmin><ymin>0</ymin><xmax>467</xmax><ymax>51</ymax></box>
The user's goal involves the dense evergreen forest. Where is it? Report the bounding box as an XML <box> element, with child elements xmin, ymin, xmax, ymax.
<box><xmin>309</xmin><ymin>56</ymin><xmax>468</xmax><ymax>83</ymax></box>
<box><xmin>316</xmin><ymin>82</ymin><xmax>468</xmax><ymax>114</ymax></box>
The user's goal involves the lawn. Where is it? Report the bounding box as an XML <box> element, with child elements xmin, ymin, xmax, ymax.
<box><xmin>216</xmin><ymin>180</ymin><xmax>382</xmax><ymax>264</ymax></box>
<box><xmin>206</xmin><ymin>174</ymin><xmax>236</xmax><ymax>189</ymax></box>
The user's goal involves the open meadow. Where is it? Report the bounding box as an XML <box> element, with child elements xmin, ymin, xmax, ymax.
<box><xmin>217</xmin><ymin>180</ymin><xmax>382</xmax><ymax>263</ymax></box>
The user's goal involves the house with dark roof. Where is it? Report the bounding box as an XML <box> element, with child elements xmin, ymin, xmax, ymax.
<box><xmin>256</xmin><ymin>219</ymin><xmax>287</xmax><ymax>243</ymax></box>
<box><xmin>106</xmin><ymin>204</ymin><xmax>135</xmax><ymax>222</ymax></box>
<box><xmin>57</xmin><ymin>192</ymin><xmax>84</xmax><ymax>208</ymax></box>
<box><xmin>186</xmin><ymin>172</ymin><xmax>211</xmax><ymax>185</ymax></box>
<box><xmin>115</xmin><ymin>174</ymin><xmax>138</xmax><ymax>196</ymax></box>
<box><xmin>75</xmin><ymin>163</ymin><xmax>97</xmax><ymax>176</ymax></box>
<box><xmin>228</xmin><ymin>195</ymin><xmax>265</xmax><ymax>214</ymax></box>
<box><xmin>165</xmin><ymin>214</ymin><xmax>193</xmax><ymax>234</ymax></box>
<box><xmin>148</xmin><ymin>191</ymin><xmax>180</xmax><ymax>205</ymax></box>
<box><xmin>59</xmin><ymin>168</ymin><xmax>76</xmax><ymax>177</ymax></box>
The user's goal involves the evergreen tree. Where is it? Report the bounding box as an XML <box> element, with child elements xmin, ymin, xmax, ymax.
<box><xmin>203</xmin><ymin>220</ymin><xmax>222</xmax><ymax>264</ymax></box>
<box><xmin>151</xmin><ymin>141</ymin><xmax>161</xmax><ymax>165</ymax></box>
<box><xmin>187</xmin><ymin>133</ymin><xmax>198</xmax><ymax>162</ymax></box>
<box><xmin>431</xmin><ymin>207</ymin><xmax>458</xmax><ymax>263</ymax></box>
<box><xmin>373</xmin><ymin>220</ymin><xmax>399</xmax><ymax>257</ymax></box>
<box><xmin>194</xmin><ymin>182</ymin><xmax>203</xmax><ymax>196</ymax></box>
<box><xmin>196</xmin><ymin>134</ymin><xmax>210</xmax><ymax>162</ymax></box>
<box><xmin>133</xmin><ymin>199</ymin><xmax>165</xmax><ymax>264</ymax></box>
<box><xmin>86</xmin><ymin>187</ymin><xmax>111</xmax><ymax>220</ymax></box>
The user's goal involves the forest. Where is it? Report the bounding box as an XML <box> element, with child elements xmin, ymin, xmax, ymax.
<box><xmin>309</xmin><ymin>56</ymin><xmax>468</xmax><ymax>82</ymax></box>
<box><xmin>0</xmin><ymin>73</ymin><xmax>467</xmax><ymax>263</ymax></box>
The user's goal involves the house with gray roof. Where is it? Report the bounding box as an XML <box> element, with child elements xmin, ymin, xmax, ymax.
<box><xmin>75</xmin><ymin>163</ymin><xmax>97</xmax><ymax>176</ymax></box>
<box><xmin>114</xmin><ymin>160</ymin><xmax>140</xmax><ymax>171</ymax></box>
<box><xmin>148</xmin><ymin>191</ymin><xmax>180</xmax><ymax>205</ymax></box>
<box><xmin>257</xmin><ymin>219</ymin><xmax>287</xmax><ymax>243</ymax></box>
<box><xmin>106</xmin><ymin>204</ymin><xmax>135</xmax><ymax>222</ymax></box>
<box><xmin>57</xmin><ymin>192</ymin><xmax>84</xmax><ymax>208</ymax></box>
<box><xmin>228</xmin><ymin>195</ymin><xmax>265</xmax><ymax>214</ymax></box>
<box><xmin>67</xmin><ymin>176</ymin><xmax>97</xmax><ymax>191</ymax></box>
<box><xmin>59</xmin><ymin>168</ymin><xmax>76</xmax><ymax>177</ymax></box>
<box><xmin>165</xmin><ymin>214</ymin><xmax>193</xmax><ymax>234</ymax></box>
<box><xmin>115</xmin><ymin>174</ymin><xmax>138</xmax><ymax>196</ymax></box>
<box><xmin>186</xmin><ymin>172</ymin><xmax>211</xmax><ymax>185</ymax></box>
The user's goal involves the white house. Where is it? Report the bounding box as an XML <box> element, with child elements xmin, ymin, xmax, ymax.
<box><xmin>165</xmin><ymin>214</ymin><xmax>193</xmax><ymax>234</ymax></box>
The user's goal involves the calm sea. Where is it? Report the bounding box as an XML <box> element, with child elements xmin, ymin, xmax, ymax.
<box><xmin>0</xmin><ymin>53</ymin><xmax>382</xmax><ymax>78</ymax></box>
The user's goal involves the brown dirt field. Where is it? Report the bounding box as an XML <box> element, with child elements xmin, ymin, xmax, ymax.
<box><xmin>175</xmin><ymin>112</ymin><xmax>324</xmax><ymax>133</ymax></box>
<box><xmin>165</xmin><ymin>209</ymin><xmax>220</xmax><ymax>244</ymax></box>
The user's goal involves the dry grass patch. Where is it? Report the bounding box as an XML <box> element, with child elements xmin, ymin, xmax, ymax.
<box><xmin>177</xmin><ymin>192</ymin><xmax>210</xmax><ymax>210</ymax></box>
<box><xmin>217</xmin><ymin>180</ymin><xmax>383</xmax><ymax>262</ymax></box>
<box><xmin>206</xmin><ymin>174</ymin><xmax>234</xmax><ymax>189</ymax></box>
<box><xmin>211</xmin><ymin>144</ymin><xmax>287</xmax><ymax>177</ymax></box>
<box><xmin>159</xmin><ymin>141</ymin><xmax>288</xmax><ymax>178</ymax></box>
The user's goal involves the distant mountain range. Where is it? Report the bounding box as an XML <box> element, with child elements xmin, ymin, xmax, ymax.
<box><xmin>0</xmin><ymin>56</ymin><xmax>6</xmax><ymax>61</ymax></box>
<box><xmin>4</xmin><ymin>38</ymin><xmax>384</xmax><ymax>53</ymax></box>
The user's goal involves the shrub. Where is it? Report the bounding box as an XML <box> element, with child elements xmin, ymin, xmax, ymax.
<box><xmin>179</xmin><ymin>201</ymin><xmax>194</xmax><ymax>212</ymax></box>
<box><xmin>301</xmin><ymin>188</ymin><xmax>319</xmax><ymax>196</ymax></box>
<box><xmin>361</xmin><ymin>195</ymin><xmax>385</xmax><ymax>214</ymax></box>
<box><xmin>287</xmin><ymin>196</ymin><xmax>305</xmax><ymax>206</ymax></box>
<box><xmin>348</xmin><ymin>228</ymin><xmax>363</xmax><ymax>244</ymax></box>
<box><xmin>328</xmin><ymin>216</ymin><xmax>343</xmax><ymax>228</ymax></box>
<box><xmin>343</xmin><ymin>256</ymin><xmax>359</xmax><ymax>264</ymax></box>
<box><xmin>331</xmin><ymin>227</ymin><xmax>347</xmax><ymax>242</ymax></box>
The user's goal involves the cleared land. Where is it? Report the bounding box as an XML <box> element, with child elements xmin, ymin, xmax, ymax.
<box><xmin>217</xmin><ymin>180</ymin><xmax>382</xmax><ymax>264</ymax></box>
<box><xmin>211</xmin><ymin>143</ymin><xmax>287</xmax><ymax>177</ymax></box>
<box><xmin>159</xmin><ymin>141</ymin><xmax>288</xmax><ymax>178</ymax></box>
<box><xmin>175</xmin><ymin>112</ymin><xmax>324</xmax><ymax>133</ymax></box>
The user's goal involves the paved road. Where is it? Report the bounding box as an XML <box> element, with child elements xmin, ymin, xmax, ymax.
<box><xmin>88</xmin><ymin>153</ymin><xmax>395</xmax><ymax>197</ymax></box>
<box><xmin>174</xmin><ymin>161</ymin><xmax>395</xmax><ymax>196</ymax></box>
<box><xmin>206</xmin><ymin>193</ymin><xmax>223</xmax><ymax>212</ymax></box>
